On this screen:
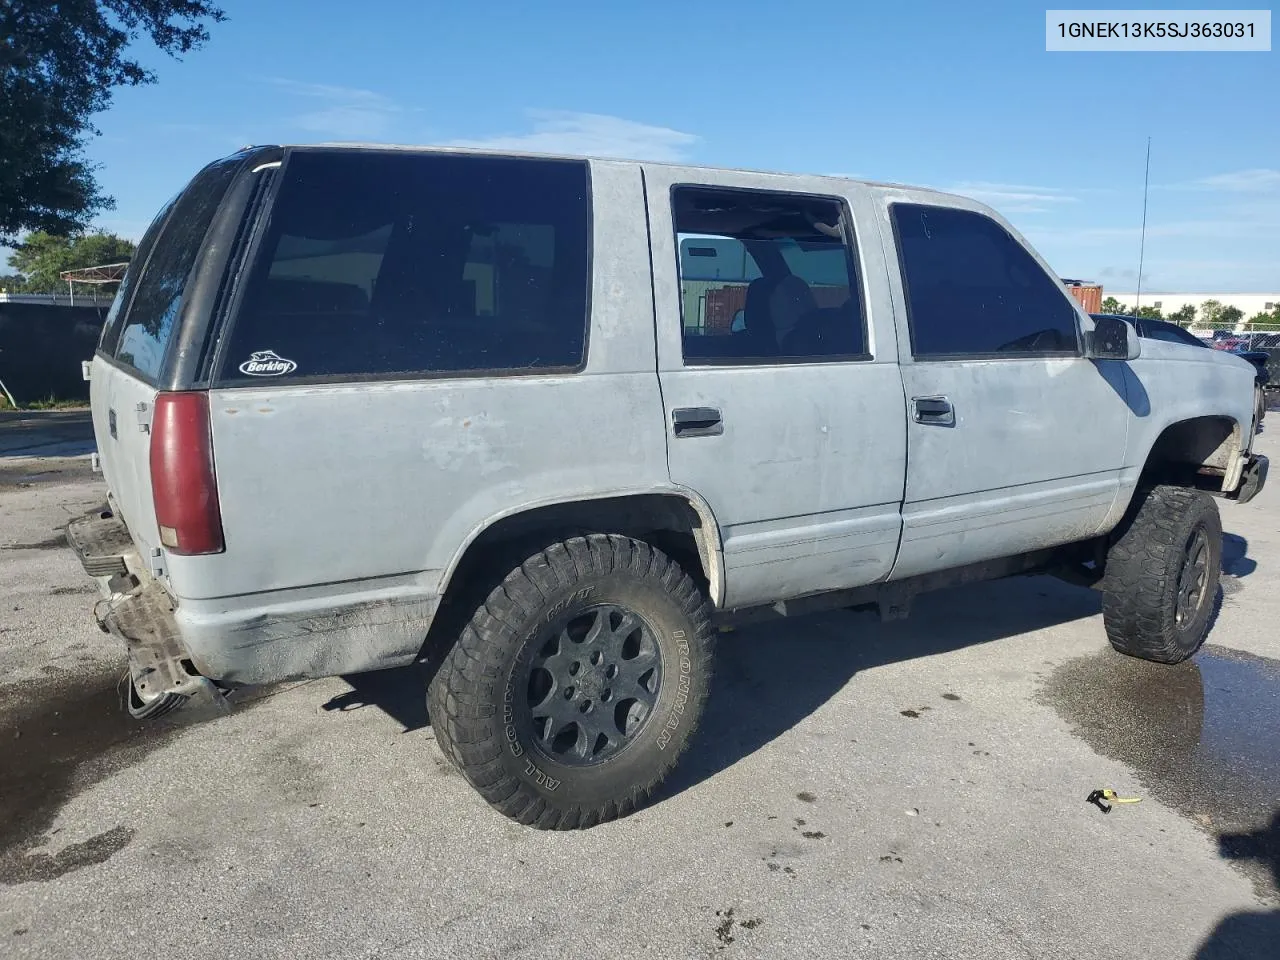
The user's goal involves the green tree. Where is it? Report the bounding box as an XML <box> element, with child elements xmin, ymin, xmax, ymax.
<box><xmin>1101</xmin><ymin>296</ymin><xmax>1130</xmax><ymax>314</ymax></box>
<box><xmin>6</xmin><ymin>231</ymin><xmax>136</xmax><ymax>293</ymax></box>
<box><xmin>1245</xmin><ymin>308</ymin><xmax>1280</xmax><ymax>330</ymax></box>
<box><xmin>1199</xmin><ymin>299</ymin><xmax>1224</xmax><ymax>327</ymax></box>
<box><xmin>1132</xmin><ymin>305</ymin><xmax>1164</xmax><ymax>320</ymax></box>
<box><xmin>1218</xmin><ymin>305</ymin><xmax>1245</xmax><ymax>327</ymax></box>
<box><xmin>0</xmin><ymin>1</ymin><xmax>226</xmax><ymax>244</ymax></box>
<box><xmin>1167</xmin><ymin>304</ymin><xmax>1197</xmax><ymax>327</ymax></box>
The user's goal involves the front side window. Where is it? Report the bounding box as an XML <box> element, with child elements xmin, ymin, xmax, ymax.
<box><xmin>673</xmin><ymin>186</ymin><xmax>867</xmax><ymax>364</ymax></box>
<box><xmin>891</xmin><ymin>204</ymin><xmax>1080</xmax><ymax>359</ymax></box>
<box><xmin>114</xmin><ymin>159</ymin><xmax>240</xmax><ymax>379</ymax></box>
<box><xmin>220</xmin><ymin>150</ymin><xmax>590</xmax><ymax>382</ymax></box>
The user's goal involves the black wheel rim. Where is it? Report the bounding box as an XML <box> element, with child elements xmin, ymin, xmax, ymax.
<box><xmin>524</xmin><ymin>604</ymin><xmax>663</xmax><ymax>767</ymax></box>
<box><xmin>1175</xmin><ymin>525</ymin><xmax>1211</xmax><ymax>626</ymax></box>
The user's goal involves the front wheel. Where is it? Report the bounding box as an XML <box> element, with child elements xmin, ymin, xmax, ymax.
<box><xmin>427</xmin><ymin>535</ymin><xmax>714</xmax><ymax>829</ymax></box>
<box><xmin>1101</xmin><ymin>485</ymin><xmax>1222</xmax><ymax>664</ymax></box>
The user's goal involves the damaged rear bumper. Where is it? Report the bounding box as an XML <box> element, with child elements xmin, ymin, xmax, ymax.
<box><xmin>66</xmin><ymin>506</ymin><xmax>227</xmax><ymax>713</ymax></box>
<box><xmin>66</xmin><ymin>506</ymin><xmax>439</xmax><ymax>700</ymax></box>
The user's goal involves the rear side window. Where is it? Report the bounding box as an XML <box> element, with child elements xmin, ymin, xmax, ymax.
<box><xmin>98</xmin><ymin>196</ymin><xmax>177</xmax><ymax>357</ymax></box>
<box><xmin>891</xmin><ymin>204</ymin><xmax>1080</xmax><ymax>359</ymax></box>
<box><xmin>219</xmin><ymin>150</ymin><xmax>590</xmax><ymax>382</ymax></box>
<box><xmin>673</xmin><ymin>186</ymin><xmax>866</xmax><ymax>364</ymax></box>
<box><xmin>114</xmin><ymin>160</ymin><xmax>240</xmax><ymax>380</ymax></box>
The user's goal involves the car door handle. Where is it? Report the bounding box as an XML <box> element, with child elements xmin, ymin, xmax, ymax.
<box><xmin>672</xmin><ymin>407</ymin><xmax>724</xmax><ymax>438</ymax></box>
<box><xmin>912</xmin><ymin>396</ymin><xmax>955</xmax><ymax>427</ymax></box>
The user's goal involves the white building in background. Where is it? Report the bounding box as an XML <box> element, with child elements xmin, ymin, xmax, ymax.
<box><xmin>1103</xmin><ymin>292</ymin><xmax>1279</xmax><ymax>328</ymax></box>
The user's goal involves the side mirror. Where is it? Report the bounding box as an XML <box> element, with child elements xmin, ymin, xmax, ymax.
<box><xmin>1087</xmin><ymin>316</ymin><xmax>1141</xmax><ymax>361</ymax></box>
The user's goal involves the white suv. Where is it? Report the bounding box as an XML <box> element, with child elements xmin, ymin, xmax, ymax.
<box><xmin>69</xmin><ymin>145</ymin><xmax>1267</xmax><ymax>828</ymax></box>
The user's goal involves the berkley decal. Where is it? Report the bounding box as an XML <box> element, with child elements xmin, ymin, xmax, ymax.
<box><xmin>238</xmin><ymin>350</ymin><xmax>297</xmax><ymax>377</ymax></box>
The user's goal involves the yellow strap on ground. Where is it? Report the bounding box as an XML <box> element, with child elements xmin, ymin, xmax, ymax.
<box><xmin>1099</xmin><ymin>789</ymin><xmax>1142</xmax><ymax>803</ymax></box>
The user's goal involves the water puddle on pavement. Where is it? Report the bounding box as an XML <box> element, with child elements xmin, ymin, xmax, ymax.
<box><xmin>0</xmin><ymin>667</ymin><xmax>178</xmax><ymax>884</ymax></box>
<box><xmin>0</xmin><ymin>665</ymin><xmax>292</xmax><ymax>885</ymax></box>
<box><xmin>1041</xmin><ymin>645</ymin><xmax>1280</xmax><ymax>899</ymax></box>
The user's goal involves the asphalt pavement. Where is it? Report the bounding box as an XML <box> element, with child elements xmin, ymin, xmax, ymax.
<box><xmin>0</xmin><ymin>416</ymin><xmax>1277</xmax><ymax>959</ymax></box>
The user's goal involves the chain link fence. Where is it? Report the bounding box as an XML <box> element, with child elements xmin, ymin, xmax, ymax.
<box><xmin>1190</xmin><ymin>330</ymin><xmax>1280</xmax><ymax>412</ymax></box>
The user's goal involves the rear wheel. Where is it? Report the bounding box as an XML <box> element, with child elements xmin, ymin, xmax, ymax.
<box><xmin>427</xmin><ymin>535</ymin><xmax>714</xmax><ymax>829</ymax></box>
<box><xmin>1101</xmin><ymin>485</ymin><xmax>1222</xmax><ymax>664</ymax></box>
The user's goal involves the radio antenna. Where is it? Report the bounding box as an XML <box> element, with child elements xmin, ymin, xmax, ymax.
<box><xmin>1135</xmin><ymin>137</ymin><xmax>1151</xmax><ymax>309</ymax></box>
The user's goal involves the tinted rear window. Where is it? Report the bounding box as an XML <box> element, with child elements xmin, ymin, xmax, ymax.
<box><xmin>114</xmin><ymin>159</ymin><xmax>240</xmax><ymax>380</ymax></box>
<box><xmin>218</xmin><ymin>150</ymin><xmax>590</xmax><ymax>382</ymax></box>
<box><xmin>98</xmin><ymin>196</ymin><xmax>177</xmax><ymax>357</ymax></box>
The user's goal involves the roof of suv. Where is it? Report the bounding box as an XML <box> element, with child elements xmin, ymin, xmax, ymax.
<box><xmin>285</xmin><ymin>141</ymin><xmax>964</xmax><ymax>203</ymax></box>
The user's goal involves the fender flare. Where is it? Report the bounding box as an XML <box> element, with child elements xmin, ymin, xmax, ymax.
<box><xmin>437</xmin><ymin>485</ymin><xmax>726</xmax><ymax>607</ymax></box>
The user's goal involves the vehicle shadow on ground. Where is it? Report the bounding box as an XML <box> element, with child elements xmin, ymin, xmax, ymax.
<box><xmin>658</xmin><ymin>573</ymin><xmax>1102</xmax><ymax>801</ymax></box>
<box><xmin>327</xmin><ymin>531</ymin><xmax>1255</xmax><ymax>804</ymax></box>
<box><xmin>1194</xmin><ymin>810</ymin><xmax>1280</xmax><ymax>959</ymax></box>
<box><xmin>328</xmin><ymin>573</ymin><xmax>1104</xmax><ymax>742</ymax></box>
<box><xmin>324</xmin><ymin>663</ymin><xmax>432</xmax><ymax>731</ymax></box>
<box><xmin>1222</xmin><ymin>532</ymin><xmax>1256</xmax><ymax>578</ymax></box>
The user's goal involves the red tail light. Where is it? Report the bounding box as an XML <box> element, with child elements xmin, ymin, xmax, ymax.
<box><xmin>150</xmin><ymin>392</ymin><xmax>224</xmax><ymax>555</ymax></box>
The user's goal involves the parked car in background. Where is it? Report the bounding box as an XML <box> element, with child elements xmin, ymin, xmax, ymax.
<box><xmin>1094</xmin><ymin>313</ymin><xmax>1267</xmax><ymax>429</ymax></box>
<box><xmin>1205</xmin><ymin>331</ymin><xmax>1274</xmax><ymax>387</ymax></box>
<box><xmin>1214</xmin><ymin>344</ymin><xmax>1272</xmax><ymax>388</ymax></box>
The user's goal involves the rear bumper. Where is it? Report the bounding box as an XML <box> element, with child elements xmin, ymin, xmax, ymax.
<box><xmin>66</xmin><ymin>507</ymin><xmax>436</xmax><ymax>692</ymax></box>
<box><xmin>174</xmin><ymin>588</ymin><xmax>436</xmax><ymax>685</ymax></box>
<box><xmin>1230</xmin><ymin>453</ymin><xmax>1268</xmax><ymax>505</ymax></box>
<box><xmin>66</xmin><ymin>506</ymin><xmax>221</xmax><ymax>707</ymax></box>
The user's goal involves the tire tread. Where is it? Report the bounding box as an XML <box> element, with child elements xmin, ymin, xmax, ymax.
<box><xmin>427</xmin><ymin>534</ymin><xmax>714</xmax><ymax>829</ymax></box>
<box><xmin>1101</xmin><ymin>485</ymin><xmax>1221</xmax><ymax>664</ymax></box>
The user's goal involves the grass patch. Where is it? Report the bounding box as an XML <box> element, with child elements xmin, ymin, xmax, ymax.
<box><xmin>0</xmin><ymin>395</ymin><xmax>89</xmax><ymax>411</ymax></box>
<box><xmin>24</xmin><ymin>396</ymin><xmax>90</xmax><ymax>410</ymax></box>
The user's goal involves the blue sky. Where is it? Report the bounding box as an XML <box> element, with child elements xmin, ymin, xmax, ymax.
<box><xmin>75</xmin><ymin>0</ymin><xmax>1280</xmax><ymax>291</ymax></box>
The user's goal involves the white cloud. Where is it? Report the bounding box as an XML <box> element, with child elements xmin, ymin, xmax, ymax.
<box><xmin>1029</xmin><ymin>218</ymin><xmax>1272</xmax><ymax>245</ymax></box>
<box><xmin>269</xmin><ymin>78</ymin><xmax>407</xmax><ymax>140</ymax></box>
<box><xmin>1195</xmin><ymin>168</ymin><xmax>1280</xmax><ymax>191</ymax></box>
<box><xmin>1157</xmin><ymin>168</ymin><xmax>1280</xmax><ymax>193</ymax></box>
<box><xmin>946</xmin><ymin>181</ymin><xmax>1079</xmax><ymax>214</ymax></box>
<box><xmin>448</xmin><ymin>110</ymin><xmax>698</xmax><ymax>162</ymax></box>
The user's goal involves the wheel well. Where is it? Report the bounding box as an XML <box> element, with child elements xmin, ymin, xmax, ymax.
<box><xmin>438</xmin><ymin>494</ymin><xmax>715</xmax><ymax>615</ymax></box>
<box><xmin>1140</xmin><ymin>416</ymin><xmax>1242</xmax><ymax>490</ymax></box>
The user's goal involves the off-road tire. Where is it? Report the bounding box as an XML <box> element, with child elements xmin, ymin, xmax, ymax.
<box><xmin>1101</xmin><ymin>485</ymin><xmax>1222</xmax><ymax>664</ymax></box>
<box><xmin>427</xmin><ymin>535</ymin><xmax>714</xmax><ymax>829</ymax></box>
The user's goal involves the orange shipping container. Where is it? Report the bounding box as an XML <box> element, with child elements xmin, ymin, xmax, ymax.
<box><xmin>1064</xmin><ymin>283</ymin><xmax>1103</xmax><ymax>314</ymax></box>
